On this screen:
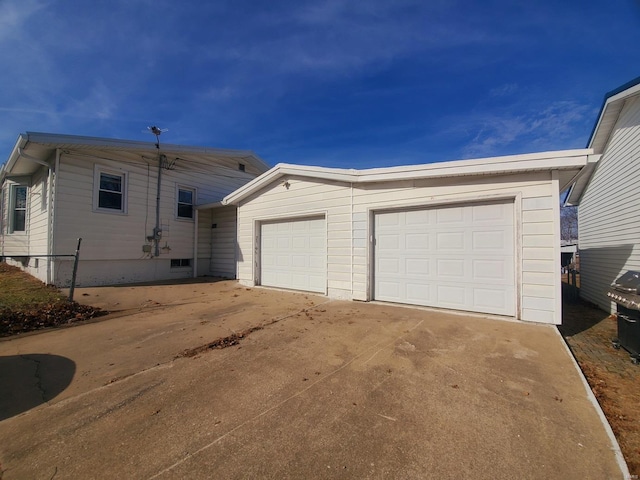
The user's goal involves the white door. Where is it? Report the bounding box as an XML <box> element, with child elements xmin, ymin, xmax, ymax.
<box><xmin>374</xmin><ymin>201</ymin><xmax>515</xmax><ymax>316</ymax></box>
<box><xmin>260</xmin><ymin>216</ymin><xmax>326</xmax><ymax>293</ymax></box>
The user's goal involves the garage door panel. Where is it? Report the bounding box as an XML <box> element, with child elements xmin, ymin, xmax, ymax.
<box><xmin>472</xmin><ymin>259</ymin><xmax>509</xmax><ymax>282</ymax></box>
<box><xmin>436</xmin><ymin>284</ymin><xmax>467</xmax><ymax>305</ymax></box>
<box><xmin>472</xmin><ymin>230</ymin><xmax>507</xmax><ymax>249</ymax></box>
<box><xmin>406</xmin><ymin>283</ymin><xmax>432</xmax><ymax>303</ymax></box>
<box><xmin>378</xmin><ymin>257</ymin><xmax>400</xmax><ymax>274</ymax></box>
<box><xmin>436</xmin><ymin>258</ymin><xmax>466</xmax><ymax>277</ymax></box>
<box><xmin>472</xmin><ymin>203</ymin><xmax>512</xmax><ymax>223</ymax></box>
<box><xmin>474</xmin><ymin>287</ymin><xmax>512</xmax><ymax>309</ymax></box>
<box><xmin>406</xmin><ymin>258</ymin><xmax>429</xmax><ymax>275</ymax></box>
<box><xmin>378</xmin><ymin>212</ymin><xmax>401</xmax><ymax>227</ymax></box>
<box><xmin>406</xmin><ymin>233</ymin><xmax>430</xmax><ymax>249</ymax></box>
<box><xmin>436</xmin><ymin>206</ymin><xmax>464</xmax><ymax>224</ymax></box>
<box><xmin>436</xmin><ymin>232</ymin><xmax>464</xmax><ymax>250</ymax></box>
<box><xmin>375</xmin><ymin>201</ymin><xmax>515</xmax><ymax>316</ymax></box>
<box><xmin>260</xmin><ymin>217</ymin><xmax>326</xmax><ymax>294</ymax></box>
<box><xmin>406</xmin><ymin>209</ymin><xmax>430</xmax><ymax>224</ymax></box>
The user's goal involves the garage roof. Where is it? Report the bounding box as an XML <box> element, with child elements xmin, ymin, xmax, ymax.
<box><xmin>223</xmin><ymin>149</ymin><xmax>593</xmax><ymax>205</ymax></box>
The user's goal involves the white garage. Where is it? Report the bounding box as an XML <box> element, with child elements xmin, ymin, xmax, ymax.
<box><xmin>374</xmin><ymin>201</ymin><xmax>515</xmax><ymax>315</ymax></box>
<box><xmin>225</xmin><ymin>150</ymin><xmax>595</xmax><ymax>325</ymax></box>
<box><xmin>260</xmin><ymin>216</ymin><xmax>326</xmax><ymax>293</ymax></box>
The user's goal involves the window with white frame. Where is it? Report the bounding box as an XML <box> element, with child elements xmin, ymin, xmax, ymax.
<box><xmin>177</xmin><ymin>186</ymin><xmax>195</xmax><ymax>219</ymax></box>
<box><xmin>10</xmin><ymin>185</ymin><xmax>27</xmax><ymax>233</ymax></box>
<box><xmin>94</xmin><ymin>167</ymin><xmax>127</xmax><ymax>213</ymax></box>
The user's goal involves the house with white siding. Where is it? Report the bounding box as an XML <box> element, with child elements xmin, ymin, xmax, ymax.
<box><xmin>0</xmin><ymin>132</ymin><xmax>269</xmax><ymax>287</ymax></box>
<box><xmin>223</xmin><ymin>150</ymin><xmax>594</xmax><ymax>325</ymax></box>
<box><xmin>565</xmin><ymin>76</ymin><xmax>640</xmax><ymax>313</ymax></box>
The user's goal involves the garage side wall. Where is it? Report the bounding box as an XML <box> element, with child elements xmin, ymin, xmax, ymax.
<box><xmin>236</xmin><ymin>172</ymin><xmax>561</xmax><ymax>324</ymax></box>
<box><xmin>578</xmin><ymin>95</ymin><xmax>640</xmax><ymax>313</ymax></box>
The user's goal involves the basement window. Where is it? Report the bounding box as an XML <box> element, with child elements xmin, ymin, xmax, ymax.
<box><xmin>171</xmin><ymin>259</ymin><xmax>191</xmax><ymax>268</ymax></box>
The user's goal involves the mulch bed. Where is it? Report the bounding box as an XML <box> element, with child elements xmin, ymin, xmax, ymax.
<box><xmin>0</xmin><ymin>301</ymin><xmax>106</xmax><ymax>337</ymax></box>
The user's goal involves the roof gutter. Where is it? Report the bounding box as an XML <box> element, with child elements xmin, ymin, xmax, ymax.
<box><xmin>0</xmin><ymin>133</ymin><xmax>29</xmax><ymax>182</ymax></box>
<box><xmin>17</xmin><ymin>148</ymin><xmax>50</xmax><ymax>167</ymax></box>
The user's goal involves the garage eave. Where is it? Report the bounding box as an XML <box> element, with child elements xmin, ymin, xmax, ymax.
<box><xmin>223</xmin><ymin>149</ymin><xmax>592</xmax><ymax>205</ymax></box>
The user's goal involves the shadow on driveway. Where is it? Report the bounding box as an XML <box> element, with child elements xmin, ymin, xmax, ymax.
<box><xmin>0</xmin><ymin>354</ymin><xmax>76</xmax><ymax>420</ymax></box>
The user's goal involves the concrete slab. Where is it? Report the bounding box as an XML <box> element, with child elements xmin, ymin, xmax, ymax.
<box><xmin>0</xmin><ymin>280</ymin><xmax>626</xmax><ymax>479</ymax></box>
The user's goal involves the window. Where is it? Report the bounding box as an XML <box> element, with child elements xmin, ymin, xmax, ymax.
<box><xmin>11</xmin><ymin>185</ymin><xmax>27</xmax><ymax>233</ymax></box>
<box><xmin>177</xmin><ymin>186</ymin><xmax>195</xmax><ymax>219</ymax></box>
<box><xmin>94</xmin><ymin>167</ymin><xmax>127</xmax><ymax>213</ymax></box>
<box><xmin>171</xmin><ymin>258</ymin><xmax>191</xmax><ymax>268</ymax></box>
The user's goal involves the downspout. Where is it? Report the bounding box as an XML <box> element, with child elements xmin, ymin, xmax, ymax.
<box><xmin>350</xmin><ymin>182</ymin><xmax>354</xmax><ymax>299</ymax></box>
<box><xmin>193</xmin><ymin>209</ymin><xmax>198</xmax><ymax>278</ymax></box>
<box><xmin>45</xmin><ymin>152</ymin><xmax>55</xmax><ymax>284</ymax></box>
<box><xmin>49</xmin><ymin>149</ymin><xmax>60</xmax><ymax>284</ymax></box>
<box><xmin>0</xmin><ymin>185</ymin><xmax>4</xmax><ymax>258</ymax></box>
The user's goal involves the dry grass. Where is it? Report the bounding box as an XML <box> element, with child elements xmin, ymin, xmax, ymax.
<box><xmin>0</xmin><ymin>262</ymin><xmax>66</xmax><ymax>309</ymax></box>
<box><xmin>0</xmin><ymin>262</ymin><xmax>105</xmax><ymax>337</ymax></box>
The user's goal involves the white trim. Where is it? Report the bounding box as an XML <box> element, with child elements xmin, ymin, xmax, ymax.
<box><xmin>552</xmin><ymin>171</ymin><xmax>562</xmax><ymax>325</ymax></box>
<box><xmin>223</xmin><ymin>149</ymin><xmax>591</xmax><ymax>205</ymax></box>
<box><xmin>93</xmin><ymin>165</ymin><xmax>128</xmax><ymax>215</ymax></box>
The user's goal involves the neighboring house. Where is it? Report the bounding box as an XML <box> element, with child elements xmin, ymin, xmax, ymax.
<box><xmin>565</xmin><ymin>76</ymin><xmax>640</xmax><ymax>313</ymax></box>
<box><xmin>0</xmin><ymin>132</ymin><xmax>269</xmax><ymax>287</ymax></box>
<box><xmin>223</xmin><ymin>150</ymin><xmax>594</xmax><ymax>325</ymax></box>
<box><xmin>560</xmin><ymin>240</ymin><xmax>578</xmax><ymax>271</ymax></box>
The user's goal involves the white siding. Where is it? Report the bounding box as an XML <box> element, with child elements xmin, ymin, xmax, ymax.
<box><xmin>206</xmin><ymin>206</ymin><xmax>237</xmax><ymax>278</ymax></box>
<box><xmin>24</xmin><ymin>167</ymin><xmax>51</xmax><ymax>283</ymax></box>
<box><xmin>48</xmin><ymin>151</ymin><xmax>258</xmax><ymax>286</ymax></box>
<box><xmin>579</xmin><ymin>95</ymin><xmax>640</xmax><ymax>312</ymax></box>
<box><xmin>236</xmin><ymin>171</ymin><xmax>562</xmax><ymax>323</ymax></box>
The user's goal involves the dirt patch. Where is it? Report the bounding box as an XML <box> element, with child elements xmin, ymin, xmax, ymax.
<box><xmin>177</xmin><ymin>325</ymin><xmax>265</xmax><ymax>357</ymax></box>
<box><xmin>561</xmin><ymin>283</ymin><xmax>640</xmax><ymax>476</ymax></box>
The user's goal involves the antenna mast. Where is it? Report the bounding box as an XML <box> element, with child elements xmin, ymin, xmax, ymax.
<box><xmin>148</xmin><ymin>126</ymin><xmax>166</xmax><ymax>257</ymax></box>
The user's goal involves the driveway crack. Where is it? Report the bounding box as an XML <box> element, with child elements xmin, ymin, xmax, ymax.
<box><xmin>20</xmin><ymin>355</ymin><xmax>46</xmax><ymax>402</ymax></box>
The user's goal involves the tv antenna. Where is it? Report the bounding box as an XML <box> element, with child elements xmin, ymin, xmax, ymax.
<box><xmin>147</xmin><ymin>125</ymin><xmax>168</xmax><ymax>149</ymax></box>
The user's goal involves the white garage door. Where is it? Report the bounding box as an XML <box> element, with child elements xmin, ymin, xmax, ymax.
<box><xmin>374</xmin><ymin>201</ymin><xmax>515</xmax><ymax>316</ymax></box>
<box><xmin>260</xmin><ymin>216</ymin><xmax>326</xmax><ymax>293</ymax></box>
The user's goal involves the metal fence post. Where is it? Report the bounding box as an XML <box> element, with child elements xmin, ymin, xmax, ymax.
<box><xmin>68</xmin><ymin>238</ymin><xmax>82</xmax><ymax>302</ymax></box>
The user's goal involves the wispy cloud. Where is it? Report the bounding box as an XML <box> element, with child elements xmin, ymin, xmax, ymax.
<box><xmin>454</xmin><ymin>100</ymin><xmax>594</xmax><ymax>158</ymax></box>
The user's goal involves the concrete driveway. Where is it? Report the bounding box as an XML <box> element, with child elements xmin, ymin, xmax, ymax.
<box><xmin>0</xmin><ymin>280</ymin><xmax>626</xmax><ymax>479</ymax></box>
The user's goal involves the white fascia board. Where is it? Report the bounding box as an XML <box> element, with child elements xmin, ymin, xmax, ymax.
<box><xmin>564</xmin><ymin>155</ymin><xmax>601</xmax><ymax>206</ymax></box>
<box><xmin>223</xmin><ymin>149</ymin><xmax>592</xmax><ymax>205</ymax></box>
<box><xmin>587</xmin><ymin>80</ymin><xmax>640</xmax><ymax>152</ymax></box>
<box><xmin>23</xmin><ymin>132</ymin><xmax>269</xmax><ymax>171</ymax></box>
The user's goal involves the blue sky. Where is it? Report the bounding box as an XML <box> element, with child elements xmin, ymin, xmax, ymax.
<box><xmin>1</xmin><ymin>0</ymin><xmax>639</xmax><ymax>168</ymax></box>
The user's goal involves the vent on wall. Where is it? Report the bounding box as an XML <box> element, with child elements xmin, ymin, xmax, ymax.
<box><xmin>238</xmin><ymin>163</ymin><xmax>245</xmax><ymax>172</ymax></box>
